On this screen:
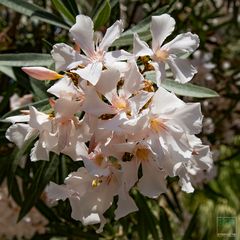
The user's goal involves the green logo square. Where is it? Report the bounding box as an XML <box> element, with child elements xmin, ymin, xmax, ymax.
<box><xmin>217</xmin><ymin>216</ymin><xmax>237</xmax><ymax>237</ymax></box>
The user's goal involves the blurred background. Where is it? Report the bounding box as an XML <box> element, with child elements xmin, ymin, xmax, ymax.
<box><xmin>0</xmin><ymin>0</ymin><xmax>239</xmax><ymax>239</ymax></box>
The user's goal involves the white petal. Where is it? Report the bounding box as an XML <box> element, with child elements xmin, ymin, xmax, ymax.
<box><xmin>138</xmin><ymin>159</ymin><xmax>167</xmax><ymax>198</ymax></box>
<box><xmin>167</xmin><ymin>57</ymin><xmax>197</xmax><ymax>83</ymax></box>
<box><xmin>170</xmin><ymin>103</ymin><xmax>203</xmax><ymax>134</ymax></box>
<box><xmin>151</xmin><ymin>14</ymin><xmax>175</xmax><ymax>51</ymax></box>
<box><xmin>115</xmin><ymin>191</ymin><xmax>138</xmax><ymax>220</ymax></box>
<box><xmin>151</xmin><ymin>62</ymin><xmax>165</xmax><ymax>86</ymax></box>
<box><xmin>106</xmin><ymin>61</ymin><xmax>130</xmax><ymax>73</ymax></box>
<box><xmin>29</xmin><ymin>106</ymin><xmax>50</xmax><ymax>131</ymax></box>
<box><xmin>74</xmin><ymin>61</ymin><xmax>102</xmax><ymax>85</ymax></box>
<box><xmin>129</xmin><ymin>91</ymin><xmax>154</xmax><ymax>115</ymax></box>
<box><xmin>151</xmin><ymin>87</ymin><xmax>184</xmax><ymax>115</ymax></box>
<box><xmin>47</xmin><ymin>76</ymin><xmax>77</xmax><ymax>99</ymax></box>
<box><xmin>63</xmin><ymin>141</ymin><xmax>89</xmax><ymax>161</ymax></box>
<box><xmin>133</xmin><ymin>33</ymin><xmax>153</xmax><ymax>57</ymax></box>
<box><xmin>95</xmin><ymin>69</ymin><xmax>120</xmax><ymax>102</ymax></box>
<box><xmin>99</xmin><ymin>20</ymin><xmax>123</xmax><ymax>51</ymax></box>
<box><xmin>4</xmin><ymin>115</ymin><xmax>30</xmax><ymax>124</ymax></box>
<box><xmin>6</xmin><ymin>123</ymin><xmax>33</xmax><ymax>148</ymax></box>
<box><xmin>30</xmin><ymin>140</ymin><xmax>49</xmax><ymax>161</ymax></box>
<box><xmin>54</xmin><ymin>98</ymin><xmax>80</xmax><ymax>118</ymax></box>
<box><xmin>51</xmin><ymin>43</ymin><xmax>88</xmax><ymax>71</ymax></box>
<box><xmin>46</xmin><ymin>182</ymin><xmax>70</xmax><ymax>201</ymax></box>
<box><xmin>82</xmin><ymin>87</ymin><xmax>115</xmax><ymax>116</ymax></box>
<box><xmin>70</xmin><ymin>15</ymin><xmax>95</xmax><ymax>56</ymax></box>
<box><xmin>104</xmin><ymin>49</ymin><xmax>132</xmax><ymax>62</ymax></box>
<box><xmin>162</xmin><ymin>33</ymin><xmax>200</xmax><ymax>55</ymax></box>
<box><xmin>57</xmin><ymin>120</ymin><xmax>72</xmax><ymax>151</ymax></box>
<box><xmin>122</xmin><ymin>60</ymin><xmax>143</xmax><ymax>97</ymax></box>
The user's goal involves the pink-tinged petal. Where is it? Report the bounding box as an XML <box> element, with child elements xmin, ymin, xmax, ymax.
<box><xmin>95</xmin><ymin>69</ymin><xmax>120</xmax><ymax>102</ymax></box>
<box><xmin>138</xmin><ymin>159</ymin><xmax>167</xmax><ymax>198</ymax></box>
<box><xmin>47</xmin><ymin>76</ymin><xmax>78</xmax><ymax>99</ymax></box>
<box><xmin>173</xmin><ymin>162</ymin><xmax>194</xmax><ymax>193</ymax></box>
<box><xmin>115</xmin><ymin>190</ymin><xmax>138</xmax><ymax>220</ymax></box>
<box><xmin>54</xmin><ymin>98</ymin><xmax>80</xmax><ymax>118</ymax></box>
<box><xmin>151</xmin><ymin>62</ymin><xmax>165</xmax><ymax>86</ymax></box>
<box><xmin>63</xmin><ymin>142</ymin><xmax>89</xmax><ymax>161</ymax></box>
<box><xmin>170</xmin><ymin>103</ymin><xmax>203</xmax><ymax>134</ymax></box>
<box><xmin>57</xmin><ymin>120</ymin><xmax>72</xmax><ymax>151</ymax></box>
<box><xmin>22</xmin><ymin>67</ymin><xmax>63</xmax><ymax>80</ymax></box>
<box><xmin>29</xmin><ymin>106</ymin><xmax>51</xmax><ymax>131</ymax></box>
<box><xmin>51</xmin><ymin>43</ymin><xmax>88</xmax><ymax>71</ymax></box>
<box><xmin>121</xmin><ymin>61</ymin><xmax>143</xmax><ymax>98</ymax></box>
<box><xmin>133</xmin><ymin>33</ymin><xmax>153</xmax><ymax>57</ymax></box>
<box><xmin>106</xmin><ymin>61</ymin><xmax>130</xmax><ymax>73</ymax></box>
<box><xmin>99</xmin><ymin>20</ymin><xmax>123</xmax><ymax>51</ymax></box>
<box><xmin>167</xmin><ymin>57</ymin><xmax>197</xmax><ymax>83</ymax></box>
<box><xmin>104</xmin><ymin>50</ymin><xmax>132</xmax><ymax>62</ymax></box>
<box><xmin>46</xmin><ymin>182</ymin><xmax>70</xmax><ymax>201</ymax></box>
<box><xmin>151</xmin><ymin>87</ymin><xmax>184</xmax><ymax>115</ymax></box>
<box><xmin>162</xmin><ymin>33</ymin><xmax>200</xmax><ymax>55</ymax></box>
<box><xmin>82</xmin><ymin>87</ymin><xmax>115</xmax><ymax>116</ymax></box>
<box><xmin>160</xmin><ymin>132</ymin><xmax>192</xmax><ymax>174</ymax></box>
<box><xmin>30</xmin><ymin>140</ymin><xmax>49</xmax><ymax>161</ymax></box>
<box><xmin>151</xmin><ymin>14</ymin><xmax>175</xmax><ymax>51</ymax></box>
<box><xmin>6</xmin><ymin>123</ymin><xmax>34</xmax><ymax>148</ymax></box>
<box><xmin>74</xmin><ymin>61</ymin><xmax>102</xmax><ymax>85</ymax></box>
<box><xmin>129</xmin><ymin>91</ymin><xmax>154</xmax><ymax>114</ymax></box>
<box><xmin>70</xmin><ymin>15</ymin><xmax>95</xmax><ymax>57</ymax></box>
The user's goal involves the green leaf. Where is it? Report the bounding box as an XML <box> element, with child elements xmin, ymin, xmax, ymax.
<box><xmin>182</xmin><ymin>207</ymin><xmax>199</xmax><ymax>240</ymax></box>
<box><xmin>0</xmin><ymin>0</ymin><xmax>69</xmax><ymax>29</ymax></box>
<box><xmin>145</xmin><ymin>72</ymin><xmax>219</xmax><ymax>98</ymax></box>
<box><xmin>0</xmin><ymin>53</ymin><xmax>53</xmax><ymax>67</ymax></box>
<box><xmin>1</xmin><ymin>98</ymin><xmax>49</xmax><ymax>119</ymax></box>
<box><xmin>30</xmin><ymin>78</ymin><xmax>49</xmax><ymax>100</ymax></box>
<box><xmin>18</xmin><ymin>153</ymin><xmax>60</xmax><ymax>221</ymax></box>
<box><xmin>52</xmin><ymin>0</ymin><xmax>75</xmax><ymax>24</ymax></box>
<box><xmin>135</xmin><ymin>193</ymin><xmax>160</xmax><ymax>240</ymax></box>
<box><xmin>159</xmin><ymin>207</ymin><xmax>174</xmax><ymax>240</ymax></box>
<box><xmin>112</xmin><ymin>4</ymin><xmax>169</xmax><ymax>47</ymax></box>
<box><xmin>0</xmin><ymin>66</ymin><xmax>16</xmax><ymax>80</ymax></box>
<box><xmin>93</xmin><ymin>0</ymin><xmax>111</xmax><ymax>30</ymax></box>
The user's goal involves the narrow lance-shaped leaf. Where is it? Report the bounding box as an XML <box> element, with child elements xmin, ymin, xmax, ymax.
<box><xmin>1</xmin><ymin>98</ymin><xmax>49</xmax><ymax>119</ymax></box>
<box><xmin>18</xmin><ymin>153</ymin><xmax>60</xmax><ymax>221</ymax></box>
<box><xmin>159</xmin><ymin>207</ymin><xmax>174</xmax><ymax>240</ymax></box>
<box><xmin>52</xmin><ymin>0</ymin><xmax>76</xmax><ymax>24</ymax></box>
<box><xmin>0</xmin><ymin>54</ymin><xmax>54</xmax><ymax>67</ymax></box>
<box><xmin>0</xmin><ymin>0</ymin><xmax>69</xmax><ymax>29</ymax></box>
<box><xmin>135</xmin><ymin>193</ymin><xmax>160</xmax><ymax>240</ymax></box>
<box><xmin>93</xmin><ymin>0</ymin><xmax>111</xmax><ymax>30</ymax></box>
<box><xmin>182</xmin><ymin>207</ymin><xmax>199</xmax><ymax>240</ymax></box>
<box><xmin>145</xmin><ymin>72</ymin><xmax>219</xmax><ymax>98</ymax></box>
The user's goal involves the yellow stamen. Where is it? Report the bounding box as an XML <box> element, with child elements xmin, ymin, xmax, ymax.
<box><xmin>136</xmin><ymin>148</ymin><xmax>149</xmax><ymax>161</ymax></box>
<box><xmin>150</xmin><ymin>118</ymin><xmax>166</xmax><ymax>133</ymax></box>
<box><xmin>92</xmin><ymin>178</ymin><xmax>102</xmax><ymax>188</ymax></box>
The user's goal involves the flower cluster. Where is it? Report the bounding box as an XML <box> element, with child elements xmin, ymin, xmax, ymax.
<box><xmin>5</xmin><ymin>14</ymin><xmax>213</xmax><ymax>232</ymax></box>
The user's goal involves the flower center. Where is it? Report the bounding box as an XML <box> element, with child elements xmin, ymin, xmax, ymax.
<box><xmin>94</xmin><ymin>154</ymin><xmax>104</xmax><ymax>166</ymax></box>
<box><xmin>136</xmin><ymin>148</ymin><xmax>149</xmax><ymax>161</ymax></box>
<box><xmin>150</xmin><ymin>118</ymin><xmax>166</xmax><ymax>133</ymax></box>
<box><xmin>92</xmin><ymin>178</ymin><xmax>102</xmax><ymax>188</ymax></box>
<box><xmin>154</xmin><ymin>49</ymin><xmax>169</xmax><ymax>62</ymax></box>
<box><xmin>112</xmin><ymin>96</ymin><xmax>128</xmax><ymax>110</ymax></box>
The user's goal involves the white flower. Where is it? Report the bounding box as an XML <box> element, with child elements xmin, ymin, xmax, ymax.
<box><xmin>52</xmin><ymin>14</ymin><xmax>132</xmax><ymax>85</ymax></box>
<box><xmin>133</xmin><ymin>14</ymin><xmax>199</xmax><ymax>85</ymax></box>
